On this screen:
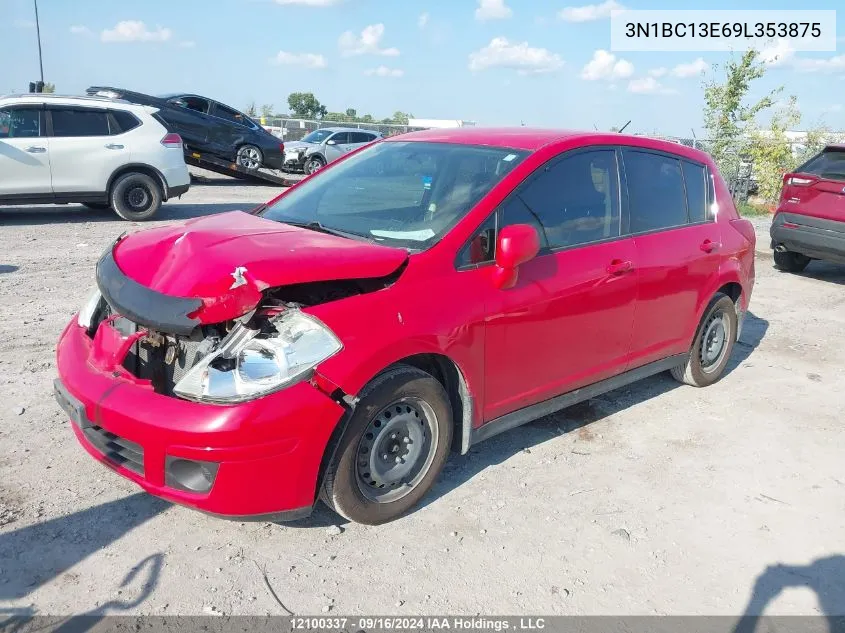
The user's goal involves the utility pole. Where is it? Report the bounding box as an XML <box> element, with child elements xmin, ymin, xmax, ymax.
<box><xmin>34</xmin><ymin>0</ymin><xmax>45</xmax><ymax>84</ymax></box>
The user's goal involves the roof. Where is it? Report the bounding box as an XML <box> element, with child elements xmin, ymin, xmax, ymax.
<box><xmin>389</xmin><ymin>126</ymin><xmax>714</xmax><ymax>162</ymax></box>
<box><xmin>0</xmin><ymin>94</ymin><xmax>147</xmax><ymax>110</ymax></box>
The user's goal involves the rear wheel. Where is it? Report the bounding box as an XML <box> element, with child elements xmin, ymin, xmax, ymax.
<box><xmin>320</xmin><ymin>365</ymin><xmax>453</xmax><ymax>525</ymax></box>
<box><xmin>773</xmin><ymin>249</ymin><xmax>810</xmax><ymax>273</ymax></box>
<box><xmin>671</xmin><ymin>293</ymin><xmax>737</xmax><ymax>388</ymax></box>
<box><xmin>110</xmin><ymin>172</ymin><xmax>162</xmax><ymax>221</ymax></box>
<box><xmin>236</xmin><ymin>144</ymin><xmax>263</xmax><ymax>170</ymax></box>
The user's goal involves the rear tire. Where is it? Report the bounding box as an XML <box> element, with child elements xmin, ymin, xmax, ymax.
<box><xmin>320</xmin><ymin>365</ymin><xmax>453</xmax><ymax>525</ymax></box>
<box><xmin>236</xmin><ymin>144</ymin><xmax>263</xmax><ymax>170</ymax></box>
<box><xmin>773</xmin><ymin>249</ymin><xmax>810</xmax><ymax>273</ymax></box>
<box><xmin>110</xmin><ymin>173</ymin><xmax>162</xmax><ymax>221</ymax></box>
<box><xmin>671</xmin><ymin>293</ymin><xmax>737</xmax><ymax>388</ymax></box>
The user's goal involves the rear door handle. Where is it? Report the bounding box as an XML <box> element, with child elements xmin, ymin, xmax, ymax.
<box><xmin>25</xmin><ymin>146</ymin><xmax>46</xmax><ymax>153</ymax></box>
<box><xmin>105</xmin><ymin>143</ymin><xmax>124</xmax><ymax>150</ymax></box>
<box><xmin>700</xmin><ymin>239</ymin><xmax>720</xmax><ymax>253</ymax></box>
<box><xmin>606</xmin><ymin>259</ymin><xmax>634</xmax><ymax>275</ymax></box>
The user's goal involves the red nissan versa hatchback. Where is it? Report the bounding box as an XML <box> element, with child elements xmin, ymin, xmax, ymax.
<box><xmin>771</xmin><ymin>144</ymin><xmax>845</xmax><ymax>272</ymax></box>
<box><xmin>54</xmin><ymin>128</ymin><xmax>756</xmax><ymax>525</ymax></box>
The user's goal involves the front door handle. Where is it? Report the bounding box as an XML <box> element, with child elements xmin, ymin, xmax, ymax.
<box><xmin>25</xmin><ymin>146</ymin><xmax>46</xmax><ymax>153</ymax></box>
<box><xmin>700</xmin><ymin>239</ymin><xmax>720</xmax><ymax>253</ymax></box>
<box><xmin>104</xmin><ymin>143</ymin><xmax>124</xmax><ymax>150</ymax></box>
<box><xmin>606</xmin><ymin>259</ymin><xmax>634</xmax><ymax>275</ymax></box>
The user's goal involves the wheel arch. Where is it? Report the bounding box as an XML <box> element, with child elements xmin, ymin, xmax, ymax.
<box><xmin>107</xmin><ymin>163</ymin><xmax>168</xmax><ymax>199</ymax></box>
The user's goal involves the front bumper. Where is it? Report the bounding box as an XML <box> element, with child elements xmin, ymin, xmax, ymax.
<box><xmin>771</xmin><ymin>211</ymin><xmax>845</xmax><ymax>265</ymax></box>
<box><xmin>55</xmin><ymin>319</ymin><xmax>346</xmax><ymax>519</ymax></box>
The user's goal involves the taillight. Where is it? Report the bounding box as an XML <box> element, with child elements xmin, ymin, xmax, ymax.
<box><xmin>279</xmin><ymin>142</ymin><xmax>285</xmax><ymax>153</ymax></box>
<box><xmin>161</xmin><ymin>133</ymin><xmax>183</xmax><ymax>149</ymax></box>
<box><xmin>784</xmin><ymin>173</ymin><xmax>817</xmax><ymax>187</ymax></box>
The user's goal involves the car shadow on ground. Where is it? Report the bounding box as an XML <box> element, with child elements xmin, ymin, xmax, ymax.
<box><xmin>420</xmin><ymin>310</ymin><xmax>770</xmax><ymax>513</ymax></box>
<box><xmin>732</xmin><ymin>555</ymin><xmax>845</xmax><ymax>633</ymax></box>
<box><xmin>789</xmin><ymin>261</ymin><xmax>845</xmax><ymax>287</ymax></box>
<box><xmin>0</xmin><ymin>493</ymin><xmax>168</xmax><ymax>602</ymax></box>
<box><xmin>0</xmin><ymin>203</ymin><xmax>255</xmax><ymax>227</ymax></box>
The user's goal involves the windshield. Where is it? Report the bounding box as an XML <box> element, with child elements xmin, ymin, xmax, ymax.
<box><xmin>301</xmin><ymin>129</ymin><xmax>335</xmax><ymax>144</ymax></box>
<box><xmin>260</xmin><ymin>141</ymin><xmax>527</xmax><ymax>249</ymax></box>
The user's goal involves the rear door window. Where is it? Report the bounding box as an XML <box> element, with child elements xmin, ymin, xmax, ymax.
<box><xmin>623</xmin><ymin>150</ymin><xmax>688</xmax><ymax>233</ymax></box>
<box><xmin>329</xmin><ymin>132</ymin><xmax>350</xmax><ymax>145</ymax></box>
<box><xmin>50</xmin><ymin>108</ymin><xmax>110</xmax><ymax>137</ymax></box>
<box><xmin>350</xmin><ymin>132</ymin><xmax>375</xmax><ymax>144</ymax></box>
<box><xmin>798</xmin><ymin>149</ymin><xmax>845</xmax><ymax>182</ymax></box>
<box><xmin>681</xmin><ymin>160</ymin><xmax>707</xmax><ymax>223</ymax></box>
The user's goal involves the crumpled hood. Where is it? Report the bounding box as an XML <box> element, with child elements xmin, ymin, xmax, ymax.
<box><xmin>284</xmin><ymin>141</ymin><xmax>313</xmax><ymax>153</ymax></box>
<box><xmin>110</xmin><ymin>210</ymin><xmax>408</xmax><ymax>324</ymax></box>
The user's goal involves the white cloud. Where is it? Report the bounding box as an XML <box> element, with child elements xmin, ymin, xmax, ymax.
<box><xmin>70</xmin><ymin>25</ymin><xmax>92</xmax><ymax>36</ymax></box>
<box><xmin>475</xmin><ymin>0</ymin><xmax>512</xmax><ymax>21</ymax></box>
<box><xmin>468</xmin><ymin>37</ymin><xmax>563</xmax><ymax>74</ymax></box>
<box><xmin>648</xmin><ymin>67</ymin><xmax>667</xmax><ymax>77</ymax></box>
<box><xmin>365</xmin><ymin>66</ymin><xmax>404</xmax><ymax>78</ymax></box>
<box><xmin>627</xmin><ymin>77</ymin><xmax>674</xmax><ymax>94</ymax></box>
<box><xmin>558</xmin><ymin>0</ymin><xmax>623</xmax><ymax>22</ymax></box>
<box><xmin>269</xmin><ymin>51</ymin><xmax>328</xmax><ymax>68</ymax></box>
<box><xmin>178</xmin><ymin>40</ymin><xmax>196</xmax><ymax>48</ymax></box>
<box><xmin>792</xmin><ymin>54</ymin><xmax>845</xmax><ymax>73</ymax></box>
<box><xmin>101</xmin><ymin>21</ymin><xmax>172</xmax><ymax>43</ymax></box>
<box><xmin>581</xmin><ymin>49</ymin><xmax>633</xmax><ymax>80</ymax></box>
<box><xmin>338</xmin><ymin>23</ymin><xmax>399</xmax><ymax>57</ymax></box>
<box><xmin>275</xmin><ymin>0</ymin><xmax>343</xmax><ymax>5</ymax></box>
<box><xmin>758</xmin><ymin>39</ymin><xmax>795</xmax><ymax>67</ymax></box>
<box><xmin>418</xmin><ymin>12</ymin><xmax>429</xmax><ymax>29</ymax></box>
<box><xmin>671</xmin><ymin>58</ymin><xmax>709</xmax><ymax>78</ymax></box>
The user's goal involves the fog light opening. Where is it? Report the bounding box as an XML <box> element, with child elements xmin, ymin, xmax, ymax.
<box><xmin>165</xmin><ymin>457</ymin><xmax>219</xmax><ymax>493</ymax></box>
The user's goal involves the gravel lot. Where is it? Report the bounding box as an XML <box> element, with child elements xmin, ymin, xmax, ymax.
<box><xmin>1</xmin><ymin>179</ymin><xmax>844</xmax><ymax>618</ymax></box>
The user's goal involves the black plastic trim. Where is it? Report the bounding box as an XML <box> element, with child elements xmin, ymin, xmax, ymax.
<box><xmin>470</xmin><ymin>354</ymin><xmax>688</xmax><ymax>446</ymax></box>
<box><xmin>197</xmin><ymin>505</ymin><xmax>313</xmax><ymax>523</ymax></box>
<box><xmin>168</xmin><ymin>183</ymin><xmax>190</xmax><ymax>199</ymax></box>
<box><xmin>771</xmin><ymin>212</ymin><xmax>845</xmax><ymax>264</ymax></box>
<box><xmin>96</xmin><ymin>244</ymin><xmax>202</xmax><ymax>336</ymax></box>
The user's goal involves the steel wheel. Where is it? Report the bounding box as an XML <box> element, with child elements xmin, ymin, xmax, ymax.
<box><xmin>236</xmin><ymin>145</ymin><xmax>263</xmax><ymax>170</ymax></box>
<box><xmin>124</xmin><ymin>186</ymin><xmax>151</xmax><ymax>212</ymax></box>
<box><xmin>699</xmin><ymin>310</ymin><xmax>729</xmax><ymax>373</ymax></box>
<box><xmin>355</xmin><ymin>398</ymin><xmax>439</xmax><ymax>503</ymax></box>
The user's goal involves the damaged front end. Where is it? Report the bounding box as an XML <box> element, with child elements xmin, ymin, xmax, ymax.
<box><xmin>83</xmin><ymin>235</ymin><xmax>405</xmax><ymax>403</ymax></box>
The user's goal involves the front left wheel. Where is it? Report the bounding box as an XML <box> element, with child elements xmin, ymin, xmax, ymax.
<box><xmin>320</xmin><ymin>365</ymin><xmax>453</xmax><ymax>525</ymax></box>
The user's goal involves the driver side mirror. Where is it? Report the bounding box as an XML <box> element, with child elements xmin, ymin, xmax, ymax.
<box><xmin>492</xmin><ymin>224</ymin><xmax>540</xmax><ymax>290</ymax></box>
<box><xmin>326</xmin><ymin>139</ymin><xmax>337</xmax><ymax>146</ymax></box>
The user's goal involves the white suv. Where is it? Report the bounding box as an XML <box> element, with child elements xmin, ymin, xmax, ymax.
<box><xmin>0</xmin><ymin>94</ymin><xmax>190</xmax><ymax>221</ymax></box>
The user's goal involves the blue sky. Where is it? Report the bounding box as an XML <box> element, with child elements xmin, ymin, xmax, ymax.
<box><xmin>2</xmin><ymin>0</ymin><xmax>843</xmax><ymax>136</ymax></box>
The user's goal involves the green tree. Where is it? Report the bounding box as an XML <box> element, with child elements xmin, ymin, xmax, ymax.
<box><xmin>287</xmin><ymin>92</ymin><xmax>327</xmax><ymax>120</ymax></box>
<box><xmin>260</xmin><ymin>104</ymin><xmax>274</xmax><ymax>119</ymax></box>
<box><xmin>391</xmin><ymin>111</ymin><xmax>412</xmax><ymax>124</ymax></box>
<box><xmin>702</xmin><ymin>50</ymin><xmax>781</xmax><ymax>179</ymax></box>
<box><xmin>360</xmin><ymin>114</ymin><xmax>374</xmax><ymax>123</ymax></box>
<box><xmin>746</xmin><ymin>96</ymin><xmax>800</xmax><ymax>204</ymax></box>
<box><xmin>42</xmin><ymin>82</ymin><xmax>55</xmax><ymax>93</ymax></box>
<box><xmin>245</xmin><ymin>102</ymin><xmax>257</xmax><ymax>117</ymax></box>
<box><xmin>323</xmin><ymin>112</ymin><xmax>347</xmax><ymax>122</ymax></box>
<box><xmin>345</xmin><ymin>108</ymin><xmax>357</xmax><ymax>119</ymax></box>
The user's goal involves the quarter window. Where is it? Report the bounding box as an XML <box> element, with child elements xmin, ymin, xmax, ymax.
<box><xmin>501</xmin><ymin>149</ymin><xmax>620</xmax><ymax>250</ymax></box>
<box><xmin>51</xmin><ymin>109</ymin><xmax>110</xmax><ymax>137</ymax></box>
<box><xmin>624</xmin><ymin>150</ymin><xmax>687</xmax><ymax>233</ymax></box>
<box><xmin>457</xmin><ymin>214</ymin><xmax>497</xmax><ymax>267</ymax></box>
<box><xmin>109</xmin><ymin>110</ymin><xmax>141</xmax><ymax>134</ymax></box>
<box><xmin>0</xmin><ymin>108</ymin><xmax>42</xmax><ymax>138</ymax></box>
<box><xmin>681</xmin><ymin>160</ymin><xmax>707</xmax><ymax>223</ymax></box>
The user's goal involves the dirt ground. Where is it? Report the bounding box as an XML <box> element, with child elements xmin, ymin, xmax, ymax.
<box><xmin>1</xmin><ymin>178</ymin><xmax>843</xmax><ymax>618</ymax></box>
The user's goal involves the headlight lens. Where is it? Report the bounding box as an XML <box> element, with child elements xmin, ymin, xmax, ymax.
<box><xmin>77</xmin><ymin>288</ymin><xmax>102</xmax><ymax>329</ymax></box>
<box><xmin>173</xmin><ymin>310</ymin><xmax>342</xmax><ymax>404</ymax></box>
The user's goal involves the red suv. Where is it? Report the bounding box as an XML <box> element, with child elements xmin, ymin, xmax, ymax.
<box><xmin>772</xmin><ymin>144</ymin><xmax>845</xmax><ymax>272</ymax></box>
<box><xmin>54</xmin><ymin>129</ymin><xmax>756</xmax><ymax>524</ymax></box>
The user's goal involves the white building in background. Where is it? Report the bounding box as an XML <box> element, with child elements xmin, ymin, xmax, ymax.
<box><xmin>409</xmin><ymin>118</ymin><xmax>477</xmax><ymax>129</ymax></box>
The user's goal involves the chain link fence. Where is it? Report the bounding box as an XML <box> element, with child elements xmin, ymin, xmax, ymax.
<box><xmin>261</xmin><ymin>117</ymin><xmax>426</xmax><ymax>141</ymax></box>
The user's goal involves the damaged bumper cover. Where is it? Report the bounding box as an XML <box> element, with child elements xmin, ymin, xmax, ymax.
<box><xmin>55</xmin><ymin>318</ymin><xmax>347</xmax><ymax>518</ymax></box>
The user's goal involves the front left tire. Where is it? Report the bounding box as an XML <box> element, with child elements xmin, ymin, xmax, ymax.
<box><xmin>320</xmin><ymin>365</ymin><xmax>453</xmax><ymax>525</ymax></box>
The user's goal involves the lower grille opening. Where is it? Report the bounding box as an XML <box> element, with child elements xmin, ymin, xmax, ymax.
<box><xmin>83</xmin><ymin>425</ymin><xmax>145</xmax><ymax>475</ymax></box>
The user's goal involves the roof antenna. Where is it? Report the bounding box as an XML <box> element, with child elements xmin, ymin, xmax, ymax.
<box><xmin>617</xmin><ymin>120</ymin><xmax>631</xmax><ymax>134</ymax></box>
<box><xmin>593</xmin><ymin>123</ymin><xmax>599</xmax><ymax>131</ymax></box>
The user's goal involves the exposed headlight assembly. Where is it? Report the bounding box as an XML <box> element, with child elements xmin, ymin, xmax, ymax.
<box><xmin>173</xmin><ymin>310</ymin><xmax>342</xmax><ymax>404</ymax></box>
<box><xmin>77</xmin><ymin>288</ymin><xmax>103</xmax><ymax>329</ymax></box>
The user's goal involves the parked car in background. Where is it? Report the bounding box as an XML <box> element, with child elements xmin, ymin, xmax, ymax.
<box><xmin>55</xmin><ymin>128</ymin><xmax>755</xmax><ymax>525</ymax></box>
<box><xmin>86</xmin><ymin>87</ymin><xmax>285</xmax><ymax>171</ymax></box>
<box><xmin>0</xmin><ymin>94</ymin><xmax>189</xmax><ymax>220</ymax></box>
<box><xmin>771</xmin><ymin>144</ymin><xmax>845</xmax><ymax>272</ymax></box>
<box><xmin>282</xmin><ymin>127</ymin><xmax>382</xmax><ymax>174</ymax></box>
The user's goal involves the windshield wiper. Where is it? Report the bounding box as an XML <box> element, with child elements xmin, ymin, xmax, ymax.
<box><xmin>281</xmin><ymin>219</ymin><xmax>365</xmax><ymax>241</ymax></box>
